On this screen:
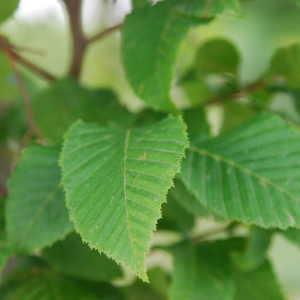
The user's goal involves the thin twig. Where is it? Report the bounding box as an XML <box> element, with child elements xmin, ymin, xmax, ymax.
<box><xmin>62</xmin><ymin>0</ymin><xmax>87</xmax><ymax>78</ymax></box>
<box><xmin>3</xmin><ymin>45</ymin><xmax>43</xmax><ymax>145</ymax></box>
<box><xmin>205</xmin><ymin>79</ymin><xmax>266</xmax><ymax>106</ymax></box>
<box><xmin>87</xmin><ymin>22</ymin><xmax>123</xmax><ymax>43</ymax></box>
<box><xmin>192</xmin><ymin>225</ymin><xmax>231</xmax><ymax>243</ymax></box>
<box><xmin>0</xmin><ymin>36</ymin><xmax>56</xmax><ymax>82</ymax></box>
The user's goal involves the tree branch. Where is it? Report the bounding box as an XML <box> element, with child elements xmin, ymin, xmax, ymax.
<box><xmin>62</xmin><ymin>0</ymin><xmax>87</xmax><ymax>79</ymax></box>
<box><xmin>205</xmin><ymin>79</ymin><xmax>266</xmax><ymax>106</ymax></box>
<box><xmin>3</xmin><ymin>46</ymin><xmax>43</xmax><ymax>144</ymax></box>
<box><xmin>87</xmin><ymin>22</ymin><xmax>123</xmax><ymax>44</ymax></box>
<box><xmin>0</xmin><ymin>36</ymin><xmax>56</xmax><ymax>82</ymax></box>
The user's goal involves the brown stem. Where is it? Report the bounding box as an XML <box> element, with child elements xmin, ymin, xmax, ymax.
<box><xmin>0</xmin><ymin>36</ymin><xmax>56</xmax><ymax>82</ymax></box>
<box><xmin>87</xmin><ymin>22</ymin><xmax>123</xmax><ymax>43</ymax></box>
<box><xmin>62</xmin><ymin>0</ymin><xmax>87</xmax><ymax>79</ymax></box>
<box><xmin>3</xmin><ymin>47</ymin><xmax>43</xmax><ymax>143</ymax></box>
<box><xmin>205</xmin><ymin>79</ymin><xmax>266</xmax><ymax>106</ymax></box>
<box><xmin>192</xmin><ymin>225</ymin><xmax>231</xmax><ymax>243</ymax></box>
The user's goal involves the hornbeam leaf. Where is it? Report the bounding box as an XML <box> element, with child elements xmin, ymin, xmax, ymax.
<box><xmin>181</xmin><ymin>112</ymin><xmax>300</xmax><ymax>228</ymax></box>
<box><xmin>60</xmin><ymin>116</ymin><xmax>189</xmax><ymax>281</ymax></box>
<box><xmin>0</xmin><ymin>268</ymin><xmax>125</xmax><ymax>300</ymax></box>
<box><xmin>233</xmin><ymin>260</ymin><xmax>285</xmax><ymax>300</ymax></box>
<box><xmin>122</xmin><ymin>1</ymin><xmax>209</xmax><ymax>112</ymax></box>
<box><xmin>0</xmin><ymin>0</ymin><xmax>19</xmax><ymax>24</ymax></box>
<box><xmin>6</xmin><ymin>145</ymin><xmax>73</xmax><ymax>253</ymax></box>
<box><xmin>169</xmin><ymin>0</ymin><xmax>243</xmax><ymax>18</ymax></box>
<box><xmin>169</xmin><ymin>241</ymin><xmax>236</xmax><ymax>300</ymax></box>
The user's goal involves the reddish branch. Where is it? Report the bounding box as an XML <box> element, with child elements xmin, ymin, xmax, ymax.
<box><xmin>205</xmin><ymin>79</ymin><xmax>266</xmax><ymax>106</ymax></box>
<box><xmin>62</xmin><ymin>0</ymin><xmax>87</xmax><ymax>78</ymax></box>
<box><xmin>1</xmin><ymin>40</ymin><xmax>43</xmax><ymax>144</ymax></box>
<box><xmin>62</xmin><ymin>0</ymin><xmax>122</xmax><ymax>79</ymax></box>
<box><xmin>0</xmin><ymin>36</ymin><xmax>56</xmax><ymax>82</ymax></box>
<box><xmin>87</xmin><ymin>22</ymin><xmax>123</xmax><ymax>43</ymax></box>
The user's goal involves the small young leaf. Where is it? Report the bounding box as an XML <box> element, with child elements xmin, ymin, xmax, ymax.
<box><xmin>42</xmin><ymin>232</ymin><xmax>122</xmax><ymax>282</ymax></box>
<box><xmin>169</xmin><ymin>0</ymin><xmax>243</xmax><ymax>18</ymax></box>
<box><xmin>169</xmin><ymin>241</ymin><xmax>236</xmax><ymax>300</ymax></box>
<box><xmin>181</xmin><ymin>112</ymin><xmax>300</xmax><ymax>228</ymax></box>
<box><xmin>268</xmin><ymin>43</ymin><xmax>300</xmax><ymax>89</ymax></box>
<box><xmin>60</xmin><ymin>116</ymin><xmax>189</xmax><ymax>281</ymax></box>
<box><xmin>195</xmin><ymin>39</ymin><xmax>240</xmax><ymax>76</ymax></box>
<box><xmin>32</xmin><ymin>78</ymin><xmax>135</xmax><ymax>144</ymax></box>
<box><xmin>233</xmin><ymin>260</ymin><xmax>285</xmax><ymax>300</ymax></box>
<box><xmin>122</xmin><ymin>1</ymin><xmax>209</xmax><ymax>111</ymax></box>
<box><xmin>6</xmin><ymin>145</ymin><xmax>73</xmax><ymax>253</ymax></box>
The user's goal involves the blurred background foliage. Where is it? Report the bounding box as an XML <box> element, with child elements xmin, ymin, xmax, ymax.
<box><xmin>1</xmin><ymin>0</ymin><xmax>300</xmax><ymax>299</ymax></box>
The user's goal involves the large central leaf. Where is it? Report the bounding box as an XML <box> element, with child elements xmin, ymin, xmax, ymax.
<box><xmin>60</xmin><ymin>116</ymin><xmax>188</xmax><ymax>280</ymax></box>
<box><xmin>181</xmin><ymin>113</ymin><xmax>300</xmax><ymax>229</ymax></box>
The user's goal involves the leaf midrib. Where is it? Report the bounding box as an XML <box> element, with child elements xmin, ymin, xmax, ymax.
<box><xmin>123</xmin><ymin>129</ymin><xmax>140</xmax><ymax>270</ymax></box>
<box><xmin>190</xmin><ymin>146</ymin><xmax>300</xmax><ymax>203</ymax></box>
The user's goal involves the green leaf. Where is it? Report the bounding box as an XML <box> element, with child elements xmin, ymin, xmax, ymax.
<box><xmin>132</xmin><ymin>0</ymin><xmax>150</xmax><ymax>9</ymax></box>
<box><xmin>158</xmin><ymin>189</ymin><xmax>195</xmax><ymax>232</ymax></box>
<box><xmin>122</xmin><ymin>1</ymin><xmax>209</xmax><ymax>112</ymax></box>
<box><xmin>169</xmin><ymin>241</ymin><xmax>236</xmax><ymax>300</ymax></box>
<box><xmin>169</xmin><ymin>0</ymin><xmax>243</xmax><ymax>18</ymax></box>
<box><xmin>280</xmin><ymin>227</ymin><xmax>300</xmax><ymax>247</ymax></box>
<box><xmin>0</xmin><ymin>51</ymin><xmax>17</xmax><ymax>99</ymax></box>
<box><xmin>60</xmin><ymin>116</ymin><xmax>189</xmax><ymax>281</ymax></box>
<box><xmin>233</xmin><ymin>260</ymin><xmax>285</xmax><ymax>300</ymax></box>
<box><xmin>0</xmin><ymin>267</ymin><xmax>125</xmax><ymax>300</ymax></box>
<box><xmin>220</xmin><ymin>102</ymin><xmax>257</xmax><ymax>133</ymax></box>
<box><xmin>170</xmin><ymin>178</ymin><xmax>211</xmax><ymax>218</ymax></box>
<box><xmin>183</xmin><ymin>106</ymin><xmax>210</xmax><ymax>139</ymax></box>
<box><xmin>230</xmin><ymin>227</ymin><xmax>272</xmax><ymax>272</ymax></box>
<box><xmin>181</xmin><ymin>112</ymin><xmax>300</xmax><ymax>228</ymax></box>
<box><xmin>0</xmin><ymin>202</ymin><xmax>11</xmax><ymax>272</ymax></box>
<box><xmin>122</xmin><ymin>267</ymin><xmax>168</xmax><ymax>300</ymax></box>
<box><xmin>0</xmin><ymin>0</ymin><xmax>19</xmax><ymax>24</ymax></box>
<box><xmin>6</xmin><ymin>145</ymin><xmax>73</xmax><ymax>253</ymax></box>
<box><xmin>32</xmin><ymin>78</ymin><xmax>135</xmax><ymax>144</ymax></box>
<box><xmin>195</xmin><ymin>39</ymin><xmax>240</xmax><ymax>76</ymax></box>
<box><xmin>267</xmin><ymin>43</ymin><xmax>300</xmax><ymax>89</ymax></box>
<box><xmin>42</xmin><ymin>232</ymin><xmax>122</xmax><ymax>282</ymax></box>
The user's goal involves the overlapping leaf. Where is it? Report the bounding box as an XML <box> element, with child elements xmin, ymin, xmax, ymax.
<box><xmin>122</xmin><ymin>1</ymin><xmax>208</xmax><ymax>111</ymax></box>
<box><xmin>60</xmin><ymin>116</ymin><xmax>189</xmax><ymax>281</ymax></box>
<box><xmin>42</xmin><ymin>232</ymin><xmax>122</xmax><ymax>282</ymax></box>
<box><xmin>6</xmin><ymin>145</ymin><xmax>73</xmax><ymax>253</ymax></box>
<box><xmin>181</xmin><ymin>112</ymin><xmax>300</xmax><ymax>228</ymax></box>
<box><xmin>170</xmin><ymin>0</ymin><xmax>243</xmax><ymax>18</ymax></box>
<box><xmin>267</xmin><ymin>43</ymin><xmax>300</xmax><ymax>89</ymax></box>
<box><xmin>32</xmin><ymin>78</ymin><xmax>135</xmax><ymax>144</ymax></box>
<box><xmin>233</xmin><ymin>260</ymin><xmax>285</xmax><ymax>300</ymax></box>
<box><xmin>169</xmin><ymin>241</ymin><xmax>236</xmax><ymax>300</ymax></box>
<box><xmin>0</xmin><ymin>202</ymin><xmax>11</xmax><ymax>272</ymax></box>
<box><xmin>0</xmin><ymin>268</ymin><xmax>125</xmax><ymax>300</ymax></box>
